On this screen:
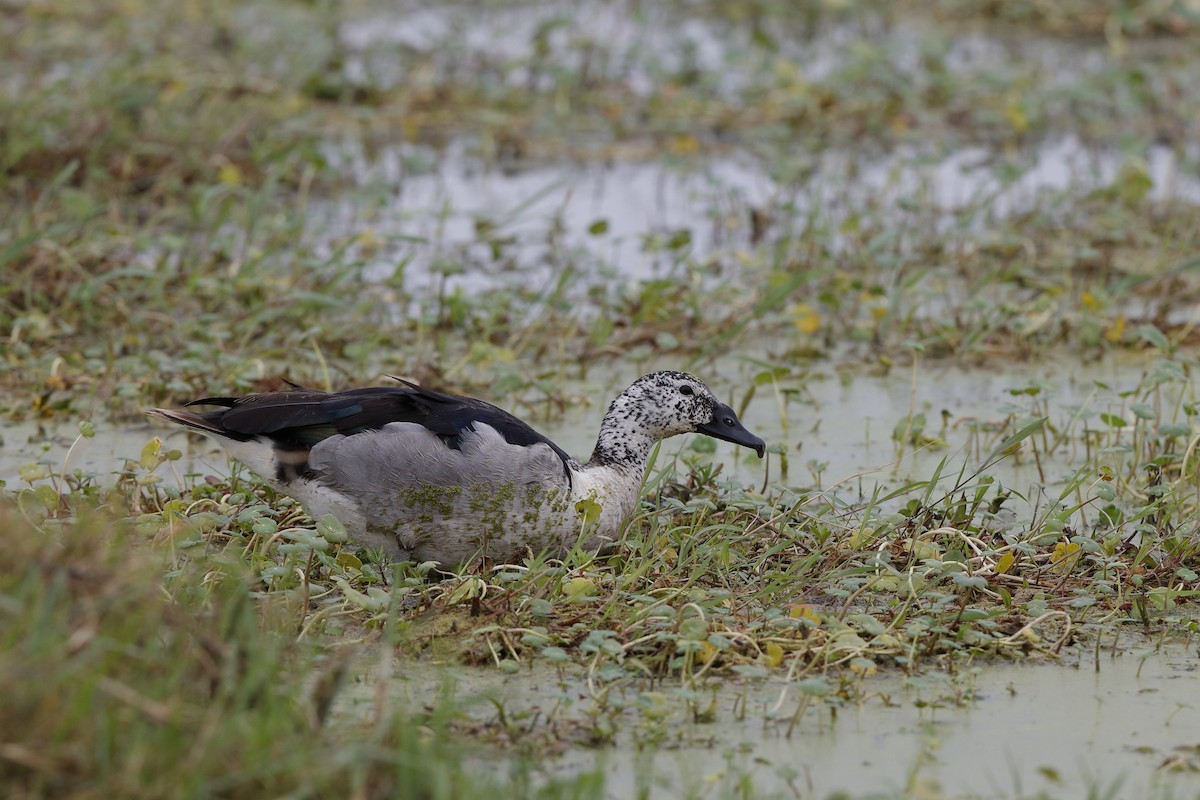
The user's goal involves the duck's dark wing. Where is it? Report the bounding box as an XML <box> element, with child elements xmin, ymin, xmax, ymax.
<box><xmin>180</xmin><ymin>385</ymin><xmax>573</xmax><ymax>467</ymax></box>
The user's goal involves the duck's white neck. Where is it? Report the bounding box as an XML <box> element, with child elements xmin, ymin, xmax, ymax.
<box><xmin>586</xmin><ymin>423</ymin><xmax>656</xmax><ymax>473</ymax></box>
<box><xmin>586</xmin><ymin>392</ymin><xmax>660</xmax><ymax>473</ymax></box>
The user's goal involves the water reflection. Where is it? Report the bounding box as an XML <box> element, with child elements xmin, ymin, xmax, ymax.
<box><xmin>315</xmin><ymin>135</ymin><xmax>1200</xmax><ymax>303</ymax></box>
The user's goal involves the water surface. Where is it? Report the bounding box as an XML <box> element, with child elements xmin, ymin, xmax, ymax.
<box><xmin>342</xmin><ymin>637</ymin><xmax>1200</xmax><ymax>798</ymax></box>
<box><xmin>2</xmin><ymin>353</ymin><xmax>1182</xmax><ymax>501</ymax></box>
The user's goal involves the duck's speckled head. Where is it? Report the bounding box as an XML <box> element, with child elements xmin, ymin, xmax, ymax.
<box><xmin>589</xmin><ymin>371</ymin><xmax>766</xmax><ymax>468</ymax></box>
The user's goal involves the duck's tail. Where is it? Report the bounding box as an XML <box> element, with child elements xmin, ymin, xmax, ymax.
<box><xmin>145</xmin><ymin>407</ymin><xmax>228</xmax><ymax>438</ymax></box>
<box><xmin>146</xmin><ymin>407</ymin><xmax>282</xmax><ymax>480</ymax></box>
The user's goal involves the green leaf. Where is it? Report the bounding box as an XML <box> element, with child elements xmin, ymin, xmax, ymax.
<box><xmin>575</xmin><ymin>498</ymin><xmax>603</xmax><ymax>527</ymax></box>
<box><xmin>316</xmin><ymin>514</ymin><xmax>349</xmax><ymax>543</ymax></box>
<box><xmin>952</xmin><ymin>573</ymin><xmax>988</xmax><ymax>589</ymax></box>
<box><xmin>1130</xmin><ymin>403</ymin><xmax>1155</xmax><ymax>420</ymax></box>
<box><xmin>1135</xmin><ymin>325</ymin><xmax>1169</xmax><ymax>352</ymax></box>
<box><xmin>1148</xmin><ymin>360</ymin><xmax>1186</xmax><ymax>386</ymax></box>
<box><xmin>795</xmin><ymin>677</ymin><xmax>831</xmax><ymax>696</ymax></box>
<box><xmin>34</xmin><ymin>484</ymin><xmax>61</xmax><ymax>509</ymax></box>
<box><xmin>848</xmin><ymin>613</ymin><xmax>886</xmax><ymax>636</ymax></box>
<box><xmin>1158</xmin><ymin>423</ymin><xmax>1191</xmax><ymax>438</ymax></box>
<box><xmin>140</xmin><ymin>437</ymin><xmax>163</xmax><ymax>470</ymax></box>
<box><xmin>335</xmin><ymin>552</ymin><xmax>363</xmax><ymax>571</ymax></box>
<box><xmin>540</xmin><ymin>646</ymin><xmax>569</xmax><ymax>662</ymax></box>
<box><xmin>987</xmin><ymin>417</ymin><xmax>1046</xmax><ymax>460</ymax></box>
<box><xmin>18</xmin><ymin>463</ymin><xmax>50</xmax><ymax>483</ymax></box>
<box><xmin>666</xmin><ymin>229</ymin><xmax>692</xmax><ymax>250</ymax></box>
<box><xmin>654</xmin><ymin>332</ymin><xmax>679</xmax><ymax>350</ymax></box>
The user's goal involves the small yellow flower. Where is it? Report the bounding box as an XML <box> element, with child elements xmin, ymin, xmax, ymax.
<box><xmin>1050</xmin><ymin>541</ymin><xmax>1082</xmax><ymax>574</ymax></box>
<box><xmin>1005</xmin><ymin>97</ymin><xmax>1029</xmax><ymax>133</ymax></box>
<box><xmin>218</xmin><ymin>163</ymin><xmax>242</xmax><ymax>186</ymax></box>
<box><xmin>791</xmin><ymin>303</ymin><xmax>821</xmax><ymax>334</ymax></box>
<box><xmin>668</xmin><ymin>134</ymin><xmax>699</xmax><ymax>155</ymax></box>
<box><xmin>1105</xmin><ymin>315</ymin><xmax>1127</xmax><ymax>343</ymax></box>
<box><xmin>788</xmin><ymin>605</ymin><xmax>821</xmax><ymax>625</ymax></box>
<box><xmin>1050</xmin><ymin>541</ymin><xmax>1081</xmax><ymax>563</ymax></box>
<box><xmin>764</xmin><ymin>641</ymin><xmax>784</xmax><ymax>667</ymax></box>
<box><xmin>850</xmin><ymin>659</ymin><xmax>877</xmax><ymax>677</ymax></box>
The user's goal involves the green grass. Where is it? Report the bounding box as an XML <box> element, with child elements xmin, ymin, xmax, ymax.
<box><xmin>6</xmin><ymin>0</ymin><xmax>1200</xmax><ymax>796</ymax></box>
<box><xmin>0</xmin><ymin>502</ymin><xmax>608</xmax><ymax>799</ymax></box>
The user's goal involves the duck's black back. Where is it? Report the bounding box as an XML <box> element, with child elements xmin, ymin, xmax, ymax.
<box><xmin>186</xmin><ymin>385</ymin><xmax>573</xmax><ymax>466</ymax></box>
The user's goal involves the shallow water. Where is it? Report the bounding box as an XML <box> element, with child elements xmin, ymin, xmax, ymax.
<box><xmin>343</xmin><ymin>636</ymin><xmax>1200</xmax><ymax>798</ymax></box>
<box><xmin>595</xmin><ymin>643</ymin><xmax>1200</xmax><ymax>798</ymax></box>
<box><xmin>336</xmin><ymin>0</ymin><xmax>1113</xmax><ymax>102</ymax></box>
<box><xmin>320</xmin><ymin>134</ymin><xmax>1200</xmax><ymax>303</ymax></box>
<box><xmin>1</xmin><ymin>352</ymin><xmax>1178</xmax><ymax>490</ymax></box>
<box><xmin>313</xmin><ymin>0</ymin><xmax>1200</xmax><ymax>300</ymax></box>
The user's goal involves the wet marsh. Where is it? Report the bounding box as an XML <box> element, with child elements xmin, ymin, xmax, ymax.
<box><xmin>5</xmin><ymin>1</ymin><xmax>1200</xmax><ymax>797</ymax></box>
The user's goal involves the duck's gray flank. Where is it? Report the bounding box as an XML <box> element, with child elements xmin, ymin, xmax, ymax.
<box><xmin>147</xmin><ymin>371</ymin><xmax>765</xmax><ymax>567</ymax></box>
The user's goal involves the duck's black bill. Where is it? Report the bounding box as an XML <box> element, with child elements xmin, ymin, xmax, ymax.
<box><xmin>697</xmin><ymin>403</ymin><xmax>766</xmax><ymax>458</ymax></box>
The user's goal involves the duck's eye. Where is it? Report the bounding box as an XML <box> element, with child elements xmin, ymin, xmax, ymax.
<box><xmin>679</xmin><ymin>385</ymin><xmax>694</xmax><ymax>396</ymax></box>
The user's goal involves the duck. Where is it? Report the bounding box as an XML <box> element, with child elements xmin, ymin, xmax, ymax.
<box><xmin>147</xmin><ymin>370</ymin><xmax>765</xmax><ymax>567</ymax></box>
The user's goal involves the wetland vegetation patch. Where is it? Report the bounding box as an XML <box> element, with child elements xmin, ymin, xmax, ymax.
<box><xmin>4</xmin><ymin>0</ymin><xmax>1200</xmax><ymax>797</ymax></box>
